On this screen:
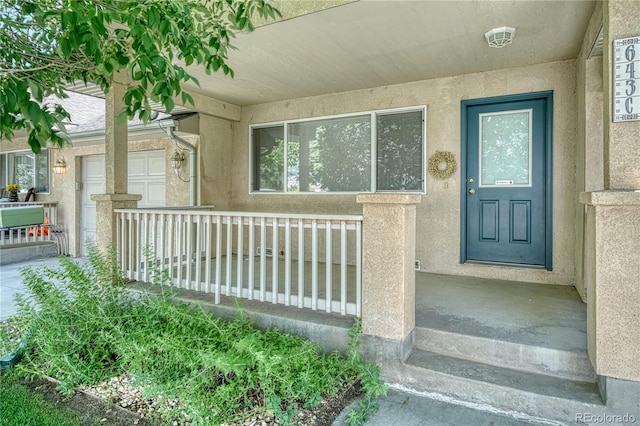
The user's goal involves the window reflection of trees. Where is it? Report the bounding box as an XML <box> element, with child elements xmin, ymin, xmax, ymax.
<box><xmin>253</xmin><ymin>110</ymin><xmax>424</xmax><ymax>193</ymax></box>
<box><xmin>481</xmin><ymin>112</ymin><xmax>530</xmax><ymax>186</ymax></box>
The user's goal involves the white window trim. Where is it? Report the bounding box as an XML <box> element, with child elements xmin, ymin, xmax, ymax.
<box><xmin>249</xmin><ymin>105</ymin><xmax>427</xmax><ymax>195</ymax></box>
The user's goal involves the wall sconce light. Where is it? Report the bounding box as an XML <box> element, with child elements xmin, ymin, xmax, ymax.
<box><xmin>484</xmin><ymin>26</ymin><xmax>516</xmax><ymax>48</ymax></box>
<box><xmin>52</xmin><ymin>159</ymin><xmax>67</xmax><ymax>174</ymax></box>
<box><xmin>170</xmin><ymin>150</ymin><xmax>185</xmax><ymax>174</ymax></box>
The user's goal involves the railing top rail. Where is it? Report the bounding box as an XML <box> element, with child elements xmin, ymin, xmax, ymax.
<box><xmin>114</xmin><ymin>208</ymin><xmax>363</xmax><ymax>222</ymax></box>
<box><xmin>0</xmin><ymin>201</ymin><xmax>59</xmax><ymax>207</ymax></box>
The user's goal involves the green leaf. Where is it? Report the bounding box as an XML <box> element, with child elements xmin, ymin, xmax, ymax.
<box><xmin>181</xmin><ymin>92</ymin><xmax>194</xmax><ymax>107</ymax></box>
<box><xmin>27</xmin><ymin>102</ymin><xmax>43</xmax><ymax>126</ymax></box>
<box><xmin>60</xmin><ymin>39</ymin><xmax>71</xmax><ymax>57</ymax></box>
<box><xmin>27</xmin><ymin>80</ymin><xmax>43</xmax><ymax>102</ymax></box>
<box><xmin>164</xmin><ymin>97</ymin><xmax>174</xmax><ymax>113</ymax></box>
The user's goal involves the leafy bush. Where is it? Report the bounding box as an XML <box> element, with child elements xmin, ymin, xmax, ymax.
<box><xmin>12</xmin><ymin>245</ymin><xmax>386</xmax><ymax>424</ymax></box>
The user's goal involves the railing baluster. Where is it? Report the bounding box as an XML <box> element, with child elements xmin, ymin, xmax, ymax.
<box><xmin>185</xmin><ymin>214</ymin><xmax>193</xmax><ymax>289</ymax></box>
<box><xmin>298</xmin><ymin>219</ymin><xmax>305</xmax><ymax>309</ymax></box>
<box><xmin>215</xmin><ymin>215</ymin><xmax>222</xmax><ymax>304</ymax></box>
<box><xmin>205</xmin><ymin>215</ymin><xmax>212</xmax><ymax>293</ymax></box>
<box><xmin>248</xmin><ymin>217</ymin><xmax>255</xmax><ymax>300</ymax></box>
<box><xmin>158</xmin><ymin>213</ymin><xmax>165</xmax><ymax>278</ymax></box>
<box><xmin>284</xmin><ymin>218</ymin><xmax>291</xmax><ymax>306</ymax></box>
<box><xmin>167</xmin><ymin>214</ymin><xmax>175</xmax><ymax>284</ymax></box>
<box><xmin>134</xmin><ymin>211</ymin><xmax>142</xmax><ymax>282</ymax></box>
<box><xmin>195</xmin><ymin>215</ymin><xmax>202</xmax><ymax>292</ymax></box>
<box><xmin>144</xmin><ymin>212</ymin><xmax>151</xmax><ymax>283</ymax></box>
<box><xmin>237</xmin><ymin>217</ymin><xmax>244</xmax><ymax>298</ymax></box>
<box><xmin>325</xmin><ymin>220</ymin><xmax>332</xmax><ymax>313</ymax></box>
<box><xmin>356</xmin><ymin>220</ymin><xmax>362</xmax><ymax>317</ymax></box>
<box><xmin>311</xmin><ymin>219</ymin><xmax>318</xmax><ymax>311</ymax></box>
<box><xmin>225</xmin><ymin>215</ymin><xmax>232</xmax><ymax>296</ymax></box>
<box><xmin>176</xmin><ymin>214</ymin><xmax>184</xmax><ymax>288</ymax></box>
<box><xmin>340</xmin><ymin>221</ymin><xmax>347</xmax><ymax>315</ymax></box>
<box><xmin>271</xmin><ymin>218</ymin><xmax>278</xmax><ymax>304</ymax></box>
<box><xmin>260</xmin><ymin>217</ymin><xmax>266</xmax><ymax>302</ymax></box>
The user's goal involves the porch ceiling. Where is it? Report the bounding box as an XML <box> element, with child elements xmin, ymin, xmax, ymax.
<box><xmin>181</xmin><ymin>0</ymin><xmax>597</xmax><ymax>107</ymax></box>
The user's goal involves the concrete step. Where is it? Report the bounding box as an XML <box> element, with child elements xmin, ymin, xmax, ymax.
<box><xmin>415</xmin><ymin>326</ymin><xmax>596</xmax><ymax>382</ymax></box>
<box><xmin>0</xmin><ymin>241</ymin><xmax>58</xmax><ymax>265</ymax></box>
<box><xmin>401</xmin><ymin>349</ymin><xmax>605</xmax><ymax>424</ymax></box>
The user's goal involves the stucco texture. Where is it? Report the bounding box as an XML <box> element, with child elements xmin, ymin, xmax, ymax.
<box><xmin>581</xmin><ymin>191</ymin><xmax>640</xmax><ymax>382</ymax></box>
<box><xmin>227</xmin><ymin>60</ymin><xmax>579</xmax><ymax>285</ymax></box>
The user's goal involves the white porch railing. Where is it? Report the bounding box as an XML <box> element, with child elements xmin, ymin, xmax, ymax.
<box><xmin>115</xmin><ymin>209</ymin><xmax>363</xmax><ymax>316</ymax></box>
<box><xmin>0</xmin><ymin>202</ymin><xmax>67</xmax><ymax>253</ymax></box>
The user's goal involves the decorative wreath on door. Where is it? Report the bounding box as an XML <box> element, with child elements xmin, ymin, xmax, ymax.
<box><xmin>428</xmin><ymin>151</ymin><xmax>457</xmax><ymax>180</ymax></box>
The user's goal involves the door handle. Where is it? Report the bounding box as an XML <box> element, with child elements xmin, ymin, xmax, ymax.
<box><xmin>468</xmin><ymin>188</ymin><xmax>476</xmax><ymax>195</ymax></box>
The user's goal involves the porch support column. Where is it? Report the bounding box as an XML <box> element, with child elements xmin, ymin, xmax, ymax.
<box><xmin>356</xmin><ymin>194</ymin><xmax>421</xmax><ymax>349</ymax></box>
<box><xmin>92</xmin><ymin>77</ymin><xmax>141</xmax><ymax>249</ymax></box>
<box><xmin>578</xmin><ymin>0</ymin><xmax>640</xmax><ymax>409</ymax></box>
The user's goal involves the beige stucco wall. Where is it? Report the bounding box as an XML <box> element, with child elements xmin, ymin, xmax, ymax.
<box><xmin>199</xmin><ymin>115</ymin><xmax>234</xmax><ymax>210</ymax></box>
<box><xmin>2</xmin><ymin>134</ymin><xmax>196</xmax><ymax>257</ymax></box>
<box><xmin>574</xmin><ymin>1</ymin><xmax>604</xmax><ymax>301</ymax></box>
<box><xmin>603</xmin><ymin>0</ymin><xmax>640</xmax><ymax>190</ymax></box>
<box><xmin>226</xmin><ymin>60</ymin><xmax>578</xmax><ymax>285</ymax></box>
<box><xmin>581</xmin><ymin>191</ymin><xmax>640</xmax><ymax>382</ymax></box>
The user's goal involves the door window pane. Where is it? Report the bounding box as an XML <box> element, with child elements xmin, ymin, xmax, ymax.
<box><xmin>479</xmin><ymin>110</ymin><xmax>532</xmax><ymax>187</ymax></box>
<box><xmin>377</xmin><ymin>111</ymin><xmax>423</xmax><ymax>191</ymax></box>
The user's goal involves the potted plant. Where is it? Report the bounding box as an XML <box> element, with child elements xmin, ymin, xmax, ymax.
<box><xmin>6</xmin><ymin>183</ymin><xmax>20</xmax><ymax>202</ymax></box>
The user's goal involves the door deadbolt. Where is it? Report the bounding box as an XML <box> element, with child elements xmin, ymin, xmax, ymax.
<box><xmin>469</xmin><ymin>178</ymin><xmax>475</xmax><ymax>183</ymax></box>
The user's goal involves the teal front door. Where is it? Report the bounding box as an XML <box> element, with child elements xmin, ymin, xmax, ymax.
<box><xmin>462</xmin><ymin>93</ymin><xmax>552</xmax><ymax>269</ymax></box>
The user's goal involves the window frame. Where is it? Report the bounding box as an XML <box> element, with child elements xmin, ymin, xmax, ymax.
<box><xmin>249</xmin><ymin>106</ymin><xmax>426</xmax><ymax>195</ymax></box>
<box><xmin>0</xmin><ymin>148</ymin><xmax>51</xmax><ymax>194</ymax></box>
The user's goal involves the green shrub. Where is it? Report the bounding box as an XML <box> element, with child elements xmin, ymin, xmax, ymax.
<box><xmin>12</xmin><ymin>244</ymin><xmax>386</xmax><ymax>425</ymax></box>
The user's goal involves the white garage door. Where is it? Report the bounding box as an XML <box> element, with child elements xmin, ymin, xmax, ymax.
<box><xmin>81</xmin><ymin>150</ymin><xmax>166</xmax><ymax>255</ymax></box>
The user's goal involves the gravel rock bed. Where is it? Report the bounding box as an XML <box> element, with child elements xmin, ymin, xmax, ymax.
<box><xmin>82</xmin><ymin>373</ymin><xmax>360</xmax><ymax>425</ymax></box>
<box><xmin>0</xmin><ymin>319</ymin><xmax>23</xmax><ymax>357</ymax></box>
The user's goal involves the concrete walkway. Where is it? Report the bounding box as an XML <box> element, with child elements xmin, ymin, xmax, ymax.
<box><xmin>0</xmin><ymin>256</ymin><xmax>63</xmax><ymax>320</ymax></box>
<box><xmin>334</xmin><ymin>386</ymin><xmax>549</xmax><ymax>425</ymax></box>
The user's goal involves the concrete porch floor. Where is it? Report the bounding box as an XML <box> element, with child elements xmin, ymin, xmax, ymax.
<box><xmin>415</xmin><ymin>273</ymin><xmax>587</xmax><ymax>353</ymax></box>
<box><xmin>153</xmin><ymin>268</ymin><xmax>587</xmax><ymax>357</ymax></box>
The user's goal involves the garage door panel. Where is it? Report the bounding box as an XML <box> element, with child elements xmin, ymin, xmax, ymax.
<box><xmin>84</xmin><ymin>157</ymin><xmax>105</xmax><ymax>179</ymax></box>
<box><xmin>148</xmin><ymin>156</ymin><xmax>165</xmax><ymax>175</ymax></box>
<box><xmin>146</xmin><ymin>182</ymin><xmax>166</xmax><ymax>206</ymax></box>
<box><xmin>128</xmin><ymin>156</ymin><xmax>146</xmax><ymax>176</ymax></box>
<box><xmin>81</xmin><ymin>150</ymin><xmax>166</xmax><ymax>256</ymax></box>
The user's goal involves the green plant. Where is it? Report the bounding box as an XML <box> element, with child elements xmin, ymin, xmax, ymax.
<box><xmin>343</xmin><ymin>318</ymin><xmax>388</xmax><ymax>425</ymax></box>
<box><xmin>0</xmin><ymin>319</ymin><xmax>22</xmax><ymax>357</ymax></box>
<box><xmin>11</xmin><ymin>243</ymin><xmax>387</xmax><ymax>425</ymax></box>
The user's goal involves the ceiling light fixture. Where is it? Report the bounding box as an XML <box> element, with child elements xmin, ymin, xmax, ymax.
<box><xmin>485</xmin><ymin>26</ymin><xmax>516</xmax><ymax>48</ymax></box>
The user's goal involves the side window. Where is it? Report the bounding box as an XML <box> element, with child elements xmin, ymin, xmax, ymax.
<box><xmin>376</xmin><ymin>111</ymin><xmax>424</xmax><ymax>191</ymax></box>
<box><xmin>252</xmin><ymin>126</ymin><xmax>285</xmax><ymax>192</ymax></box>
<box><xmin>1</xmin><ymin>149</ymin><xmax>50</xmax><ymax>193</ymax></box>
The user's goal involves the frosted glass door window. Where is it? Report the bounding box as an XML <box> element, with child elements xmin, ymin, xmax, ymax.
<box><xmin>479</xmin><ymin>110</ymin><xmax>532</xmax><ymax>187</ymax></box>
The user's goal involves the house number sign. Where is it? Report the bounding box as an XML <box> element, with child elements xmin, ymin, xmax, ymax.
<box><xmin>613</xmin><ymin>36</ymin><xmax>640</xmax><ymax>122</ymax></box>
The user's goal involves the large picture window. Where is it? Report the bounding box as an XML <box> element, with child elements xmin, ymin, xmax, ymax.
<box><xmin>0</xmin><ymin>149</ymin><xmax>50</xmax><ymax>193</ymax></box>
<box><xmin>251</xmin><ymin>107</ymin><xmax>425</xmax><ymax>193</ymax></box>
